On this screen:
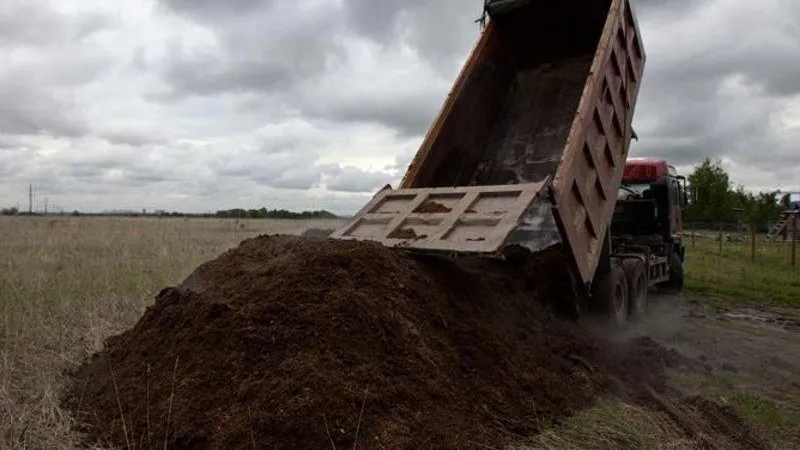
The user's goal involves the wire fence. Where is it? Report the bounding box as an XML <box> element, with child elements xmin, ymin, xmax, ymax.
<box><xmin>685</xmin><ymin>217</ymin><xmax>798</xmax><ymax>268</ymax></box>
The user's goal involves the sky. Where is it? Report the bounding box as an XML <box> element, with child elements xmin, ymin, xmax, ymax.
<box><xmin>1</xmin><ymin>0</ymin><xmax>799</xmax><ymax>214</ymax></box>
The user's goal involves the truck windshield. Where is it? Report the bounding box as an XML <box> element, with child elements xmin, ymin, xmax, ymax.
<box><xmin>617</xmin><ymin>183</ymin><xmax>651</xmax><ymax>200</ymax></box>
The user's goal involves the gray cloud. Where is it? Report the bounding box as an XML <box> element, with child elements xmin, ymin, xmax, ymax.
<box><xmin>0</xmin><ymin>3</ymin><xmax>116</xmax><ymax>140</ymax></box>
<box><xmin>101</xmin><ymin>133</ymin><xmax>167</xmax><ymax>147</ymax></box>
<box><xmin>156</xmin><ymin>1</ymin><xmax>345</xmax><ymax>100</ymax></box>
<box><xmin>159</xmin><ymin>0</ymin><xmax>271</xmax><ymax>23</ymax></box>
<box><xmin>0</xmin><ymin>3</ymin><xmax>113</xmax><ymax>46</ymax></box>
<box><xmin>323</xmin><ymin>165</ymin><xmax>391</xmax><ymax>193</ymax></box>
<box><xmin>0</xmin><ymin>80</ymin><xmax>89</xmax><ymax>137</ymax></box>
<box><xmin>153</xmin><ymin>0</ymin><xmax>472</xmax><ymax>135</ymax></box>
<box><xmin>301</xmin><ymin>89</ymin><xmax>442</xmax><ymax>137</ymax></box>
<box><xmin>2</xmin><ymin>0</ymin><xmax>800</xmax><ymax>214</ymax></box>
<box><xmin>628</xmin><ymin>0</ymin><xmax>800</xmax><ymax>179</ymax></box>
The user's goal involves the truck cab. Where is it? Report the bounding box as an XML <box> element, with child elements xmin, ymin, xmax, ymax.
<box><xmin>610</xmin><ymin>157</ymin><xmax>686</xmax><ymax>290</ymax></box>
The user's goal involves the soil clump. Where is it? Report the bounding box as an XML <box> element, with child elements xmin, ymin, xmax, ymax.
<box><xmin>63</xmin><ymin>235</ymin><xmax>724</xmax><ymax>449</ymax></box>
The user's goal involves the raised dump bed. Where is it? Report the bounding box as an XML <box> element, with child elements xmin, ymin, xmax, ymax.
<box><xmin>331</xmin><ymin>0</ymin><xmax>646</xmax><ymax>289</ymax></box>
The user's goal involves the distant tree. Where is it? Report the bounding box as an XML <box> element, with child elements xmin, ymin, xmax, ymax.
<box><xmin>686</xmin><ymin>158</ymin><xmax>734</xmax><ymax>223</ymax></box>
<box><xmin>214</xmin><ymin>208</ymin><xmax>337</xmax><ymax>219</ymax></box>
<box><xmin>685</xmin><ymin>158</ymin><xmax>784</xmax><ymax>230</ymax></box>
<box><xmin>780</xmin><ymin>193</ymin><xmax>791</xmax><ymax>210</ymax></box>
<box><xmin>752</xmin><ymin>191</ymin><xmax>782</xmax><ymax>226</ymax></box>
<box><xmin>1</xmin><ymin>207</ymin><xmax>19</xmax><ymax>216</ymax></box>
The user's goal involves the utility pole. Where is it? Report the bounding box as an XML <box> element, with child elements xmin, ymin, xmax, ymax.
<box><xmin>29</xmin><ymin>184</ymin><xmax>33</xmax><ymax>214</ymax></box>
<box><xmin>45</xmin><ymin>197</ymin><xmax>48</xmax><ymax>215</ymax></box>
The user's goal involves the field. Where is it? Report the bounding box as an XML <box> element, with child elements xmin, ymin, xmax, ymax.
<box><xmin>683</xmin><ymin>230</ymin><xmax>799</xmax><ymax>307</ymax></box>
<box><xmin>1</xmin><ymin>216</ymin><xmax>798</xmax><ymax>449</ymax></box>
<box><xmin>0</xmin><ymin>216</ymin><xmax>345</xmax><ymax>449</ymax></box>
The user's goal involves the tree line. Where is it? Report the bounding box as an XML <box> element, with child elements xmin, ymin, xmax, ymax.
<box><xmin>213</xmin><ymin>208</ymin><xmax>338</xmax><ymax>219</ymax></box>
<box><xmin>1</xmin><ymin>207</ymin><xmax>338</xmax><ymax>219</ymax></box>
<box><xmin>685</xmin><ymin>158</ymin><xmax>794</xmax><ymax>230</ymax></box>
<box><xmin>4</xmin><ymin>158</ymin><xmax>795</xmax><ymax>229</ymax></box>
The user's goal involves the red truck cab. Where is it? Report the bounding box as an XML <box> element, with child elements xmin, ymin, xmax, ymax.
<box><xmin>610</xmin><ymin>157</ymin><xmax>687</xmax><ymax>299</ymax></box>
<box><xmin>617</xmin><ymin>157</ymin><xmax>685</xmax><ymax>239</ymax></box>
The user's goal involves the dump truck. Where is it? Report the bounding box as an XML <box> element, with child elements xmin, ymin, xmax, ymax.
<box><xmin>329</xmin><ymin>0</ymin><xmax>686</xmax><ymax>325</ymax></box>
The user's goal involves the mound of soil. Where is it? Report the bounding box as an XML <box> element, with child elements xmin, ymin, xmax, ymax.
<box><xmin>64</xmin><ymin>234</ymin><xmax>677</xmax><ymax>450</ymax></box>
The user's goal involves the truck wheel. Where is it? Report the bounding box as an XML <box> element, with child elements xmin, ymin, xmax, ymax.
<box><xmin>592</xmin><ymin>266</ymin><xmax>629</xmax><ymax>327</ymax></box>
<box><xmin>622</xmin><ymin>259</ymin><xmax>647</xmax><ymax>319</ymax></box>
<box><xmin>665</xmin><ymin>251</ymin><xmax>684</xmax><ymax>292</ymax></box>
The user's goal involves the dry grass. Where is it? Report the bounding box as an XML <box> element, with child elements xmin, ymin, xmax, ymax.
<box><xmin>2</xmin><ymin>216</ymin><xmax>793</xmax><ymax>449</ymax></box>
<box><xmin>513</xmin><ymin>398</ymin><xmax>700</xmax><ymax>450</ymax></box>
<box><xmin>668</xmin><ymin>369</ymin><xmax>800</xmax><ymax>449</ymax></box>
<box><xmin>0</xmin><ymin>216</ymin><xmax>344</xmax><ymax>449</ymax></box>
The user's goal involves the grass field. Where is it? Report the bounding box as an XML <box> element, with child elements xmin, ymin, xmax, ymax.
<box><xmin>683</xmin><ymin>231</ymin><xmax>799</xmax><ymax>306</ymax></box>
<box><xmin>1</xmin><ymin>217</ymin><xmax>797</xmax><ymax>449</ymax></box>
<box><xmin>0</xmin><ymin>216</ymin><xmax>344</xmax><ymax>449</ymax></box>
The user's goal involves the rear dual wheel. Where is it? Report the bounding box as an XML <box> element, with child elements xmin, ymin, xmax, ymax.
<box><xmin>622</xmin><ymin>258</ymin><xmax>648</xmax><ymax>320</ymax></box>
<box><xmin>593</xmin><ymin>258</ymin><xmax>648</xmax><ymax>326</ymax></box>
<box><xmin>592</xmin><ymin>266</ymin><xmax>628</xmax><ymax>327</ymax></box>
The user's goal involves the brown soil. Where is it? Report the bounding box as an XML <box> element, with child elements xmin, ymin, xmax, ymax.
<box><xmin>413</xmin><ymin>201</ymin><xmax>452</xmax><ymax>213</ymax></box>
<box><xmin>62</xmin><ymin>235</ymin><xmax>756</xmax><ymax>450</ymax></box>
<box><xmin>387</xmin><ymin>227</ymin><xmax>425</xmax><ymax>239</ymax></box>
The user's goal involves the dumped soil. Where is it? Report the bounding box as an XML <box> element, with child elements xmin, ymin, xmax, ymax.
<box><xmin>413</xmin><ymin>201</ymin><xmax>452</xmax><ymax>214</ymax></box>
<box><xmin>63</xmin><ymin>235</ymin><xmax>737</xmax><ymax>449</ymax></box>
<box><xmin>387</xmin><ymin>227</ymin><xmax>426</xmax><ymax>239</ymax></box>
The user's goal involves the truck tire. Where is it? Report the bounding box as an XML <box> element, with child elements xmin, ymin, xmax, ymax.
<box><xmin>665</xmin><ymin>251</ymin><xmax>684</xmax><ymax>292</ymax></box>
<box><xmin>622</xmin><ymin>259</ymin><xmax>647</xmax><ymax>320</ymax></box>
<box><xmin>592</xmin><ymin>266</ymin><xmax>629</xmax><ymax>327</ymax></box>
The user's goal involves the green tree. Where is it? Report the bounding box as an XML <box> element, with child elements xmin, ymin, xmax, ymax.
<box><xmin>686</xmin><ymin>158</ymin><xmax>734</xmax><ymax>223</ymax></box>
<box><xmin>752</xmin><ymin>191</ymin><xmax>781</xmax><ymax>227</ymax></box>
<box><xmin>780</xmin><ymin>193</ymin><xmax>791</xmax><ymax>210</ymax></box>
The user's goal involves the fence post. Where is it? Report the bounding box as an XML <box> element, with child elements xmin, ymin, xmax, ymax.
<box><xmin>718</xmin><ymin>222</ymin><xmax>723</xmax><ymax>256</ymax></box>
<box><xmin>792</xmin><ymin>215</ymin><xmax>797</xmax><ymax>268</ymax></box>
<box><xmin>750</xmin><ymin>224</ymin><xmax>756</xmax><ymax>262</ymax></box>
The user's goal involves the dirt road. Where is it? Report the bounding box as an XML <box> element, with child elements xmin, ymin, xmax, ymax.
<box><xmin>596</xmin><ymin>292</ymin><xmax>800</xmax><ymax>447</ymax></box>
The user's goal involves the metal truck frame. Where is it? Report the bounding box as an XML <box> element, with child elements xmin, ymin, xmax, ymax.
<box><xmin>330</xmin><ymin>0</ymin><xmax>681</xmax><ymax>325</ymax></box>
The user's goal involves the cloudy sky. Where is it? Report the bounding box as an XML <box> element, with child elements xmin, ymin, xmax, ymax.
<box><xmin>1</xmin><ymin>0</ymin><xmax>798</xmax><ymax>214</ymax></box>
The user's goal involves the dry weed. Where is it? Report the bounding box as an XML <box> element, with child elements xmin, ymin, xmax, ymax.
<box><xmin>0</xmin><ymin>216</ymin><xmax>343</xmax><ymax>449</ymax></box>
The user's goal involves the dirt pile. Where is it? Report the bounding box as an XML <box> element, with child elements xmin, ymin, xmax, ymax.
<box><xmin>64</xmin><ymin>234</ymin><xmax>677</xmax><ymax>450</ymax></box>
